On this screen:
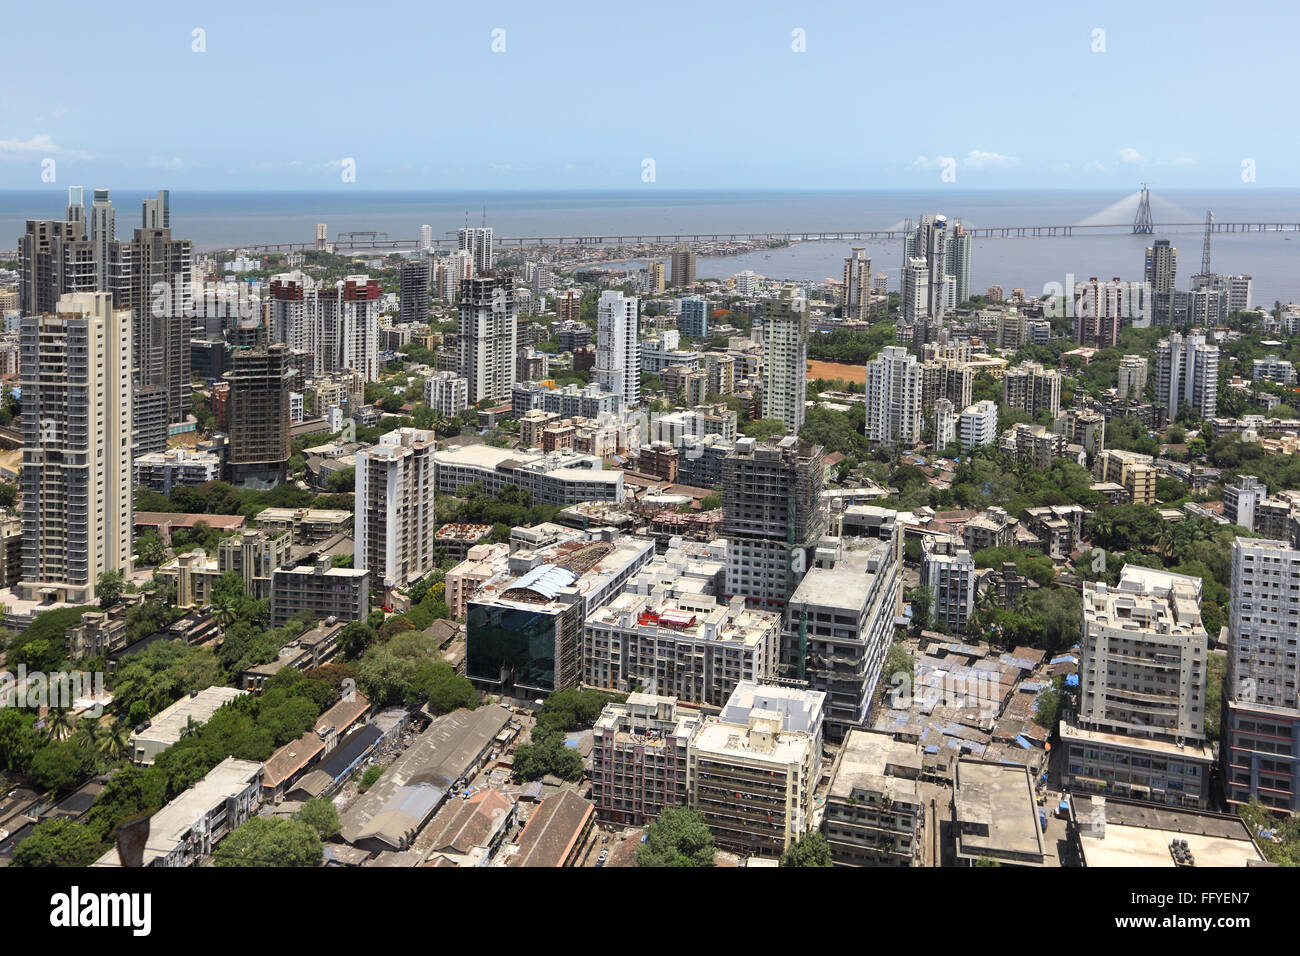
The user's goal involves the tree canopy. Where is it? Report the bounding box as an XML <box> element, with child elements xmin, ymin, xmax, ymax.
<box><xmin>637</xmin><ymin>807</ymin><xmax>716</xmax><ymax>868</ymax></box>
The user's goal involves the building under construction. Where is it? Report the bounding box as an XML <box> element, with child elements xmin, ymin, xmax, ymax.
<box><xmin>722</xmin><ymin>436</ymin><xmax>827</xmax><ymax>610</ymax></box>
<box><xmin>225</xmin><ymin>343</ymin><xmax>294</xmax><ymax>488</ymax></box>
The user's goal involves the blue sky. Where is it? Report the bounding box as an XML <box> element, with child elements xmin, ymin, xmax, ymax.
<box><xmin>1</xmin><ymin>0</ymin><xmax>1295</xmax><ymax>190</ymax></box>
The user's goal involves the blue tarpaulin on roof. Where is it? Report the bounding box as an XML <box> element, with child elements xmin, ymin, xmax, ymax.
<box><xmin>1065</xmin><ymin>674</ymin><xmax>1080</xmax><ymax>687</ymax></box>
<box><xmin>1014</xmin><ymin>735</ymin><xmax>1032</xmax><ymax>749</ymax></box>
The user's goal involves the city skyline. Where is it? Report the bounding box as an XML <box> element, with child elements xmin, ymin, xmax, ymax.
<box><xmin>3</xmin><ymin>1</ymin><xmax>1298</xmax><ymax>190</ymax></box>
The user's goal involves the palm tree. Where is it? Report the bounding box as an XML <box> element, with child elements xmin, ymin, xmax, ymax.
<box><xmin>214</xmin><ymin>596</ymin><xmax>239</xmax><ymax>630</ymax></box>
<box><xmin>98</xmin><ymin>721</ymin><xmax>131</xmax><ymax>760</ymax></box>
<box><xmin>74</xmin><ymin>718</ymin><xmax>104</xmax><ymax>753</ymax></box>
<box><xmin>179</xmin><ymin>716</ymin><xmax>202</xmax><ymax>739</ymax></box>
<box><xmin>1156</xmin><ymin>523</ymin><xmax>1178</xmax><ymax>560</ymax></box>
<box><xmin>43</xmin><ymin>707</ymin><xmax>76</xmax><ymax>742</ymax></box>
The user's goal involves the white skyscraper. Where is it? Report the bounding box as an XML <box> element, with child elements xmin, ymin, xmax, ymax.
<box><xmin>934</xmin><ymin>398</ymin><xmax>955</xmax><ymax>450</ymax></box>
<box><xmin>458</xmin><ymin>225</ymin><xmax>493</xmax><ymax>274</ymax></box>
<box><xmin>20</xmin><ymin>292</ymin><xmax>133</xmax><ymax>604</ymax></box>
<box><xmin>355</xmin><ymin>428</ymin><xmax>437</xmax><ymax>592</ymax></box>
<box><xmin>419</xmin><ymin>224</ymin><xmax>434</xmax><ymax>253</ymax></box>
<box><xmin>1226</xmin><ymin>275</ymin><xmax>1254</xmax><ymax>313</ymax></box>
<box><xmin>1155</xmin><ymin>331</ymin><xmax>1219</xmax><ymax>421</ymax></box>
<box><xmin>900</xmin><ymin>257</ymin><xmax>929</xmax><ymax>324</ymax></box>
<box><xmin>864</xmin><ymin>346</ymin><xmax>922</xmax><ymax>446</ymax></box>
<box><xmin>1116</xmin><ymin>354</ymin><xmax>1149</xmax><ymax>400</ymax></box>
<box><xmin>842</xmin><ymin>248</ymin><xmax>872</xmax><ymax>319</ymax></box>
<box><xmin>761</xmin><ymin>292</ymin><xmax>809</xmax><ymax>433</ymax></box>
<box><xmin>267</xmin><ymin>270</ymin><xmax>321</xmax><ymax>369</ymax></box>
<box><xmin>921</xmin><ymin>535</ymin><xmax>976</xmax><ymax>634</ymax></box>
<box><xmin>459</xmin><ymin>274</ymin><xmax>518</xmax><ymax>404</ymax></box>
<box><xmin>90</xmin><ymin>188</ymin><xmax>115</xmax><ymax>292</ymax></box>
<box><xmin>959</xmin><ymin>400</ymin><xmax>998</xmax><ymax>452</ymax></box>
<box><xmin>903</xmin><ymin>214</ymin><xmax>948</xmax><ymax>322</ymax></box>
<box><xmin>944</xmin><ymin>225</ymin><xmax>971</xmax><ymax>307</ymax></box>
<box><xmin>595</xmin><ymin>290</ymin><xmax>640</xmax><ymax>408</ymax></box>
<box><xmin>1224</xmin><ymin>537</ymin><xmax>1300</xmax><ymax>813</ymax></box>
<box><xmin>321</xmin><ymin>275</ymin><xmax>381</xmax><ymax>381</ymax></box>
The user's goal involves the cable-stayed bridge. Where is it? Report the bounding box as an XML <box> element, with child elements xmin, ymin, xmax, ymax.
<box><xmin>233</xmin><ymin>189</ymin><xmax>1300</xmax><ymax>253</ymax></box>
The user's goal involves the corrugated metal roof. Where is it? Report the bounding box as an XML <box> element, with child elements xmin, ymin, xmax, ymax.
<box><xmin>509</xmin><ymin>564</ymin><xmax>578</xmax><ymax>599</ymax></box>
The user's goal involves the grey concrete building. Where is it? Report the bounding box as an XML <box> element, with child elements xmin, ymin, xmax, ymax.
<box><xmin>722</xmin><ymin>436</ymin><xmax>827</xmax><ymax>610</ymax></box>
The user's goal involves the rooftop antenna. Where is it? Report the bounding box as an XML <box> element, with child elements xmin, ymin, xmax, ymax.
<box><xmin>1132</xmin><ymin>184</ymin><xmax>1154</xmax><ymax>235</ymax></box>
<box><xmin>1201</xmin><ymin>210</ymin><xmax>1214</xmax><ymax>276</ymax></box>
<box><xmin>482</xmin><ymin>205</ymin><xmax>487</xmax><ymax>228</ymax></box>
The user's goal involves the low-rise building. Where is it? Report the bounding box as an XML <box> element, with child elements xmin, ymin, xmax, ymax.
<box><xmin>952</xmin><ymin>758</ymin><xmax>1046</xmax><ymax>866</ymax></box>
<box><xmin>339</xmin><ymin>705</ymin><xmax>513</xmax><ymax>853</ymax></box>
<box><xmin>132</xmin><ymin>449</ymin><xmax>223</xmax><ymax>494</ymax></box>
<box><xmin>688</xmin><ymin>684</ymin><xmax>823</xmax><ymax>859</ymax></box>
<box><xmin>67</xmin><ymin>609</ymin><xmax>130</xmax><ymax>660</ymax></box>
<box><xmin>505</xmin><ymin>789</ymin><xmax>595</xmax><ymax>867</ymax></box>
<box><xmin>824</xmin><ymin>730</ymin><xmax>923</xmax><ymax>866</ymax></box>
<box><xmin>418</xmin><ymin>788</ymin><xmax>517</xmax><ymax>867</ymax></box>
<box><xmin>1023</xmin><ymin>505</ymin><xmax>1086</xmax><ymax>561</ymax></box>
<box><xmin>129</xmin><ymin>686</ymin><xmax>249</xmax><ymax>766</ymax></box>
<box><xmin>591</xmin><ymin>693</ymin><xmax>699</xmax><ymax>826</ymax></box>
<box><xmin>434</xmin><ymin>444</ymin><xmax>624</xmax><ymax>506</ymax></box>
<box><xmin>445</xmin><ymin>542</ymin><xmax>511</xmax><ymax>619</ymax></box>
<box><xmin>434</xmin><ymin>523</ymin><xmax>493</xmax><ymax>560</ymax></box>
<box><xmin>962</xmin><ymin>506</ymin><xmax>1019</xmax><ymax>553</ymax></box>
<box><xmin>93</xmin><ymin>757</ymin><xmax>263</xmax><ymax>867</ymax></box>
<box><xmin>252</xmin><ymin>508</ymin><xmax>353</xmax><ymax>545</ymax></box>
<box><xmin>1094</xmin><ymin>449</ymin><xmax>1157</xmax><ymax>505</ymax></box>
<box><xmin>585</xmin><ymin>588</ymin><xmax>780</xmax><ymax>708</ymax></box>
<box><xmin>270</xmin><ymin>558</ymin><xmax>370</xmax><ymax>626</ymax></box>
<box><xmin>1069</xmin><ymin>793</ymin><xmax>1265</xmax><ymax>867</ymax></box>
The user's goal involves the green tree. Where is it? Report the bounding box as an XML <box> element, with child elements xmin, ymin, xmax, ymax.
<box><xmin>1205</xmin><ymin>654</ymin><xmax>1227</xmax><ymax>743</ymax></box>
<box><xmin>742</xmin><ymin>418</ymin><xmax>789</xmax><ymax>441</ymax></box>
<box><xmin>780</xmin><ymin>831</ymin><xmax>833</xmax><ymax>867</ymax></box>
<box><xmin>637</xmin><ymin>807</ymin><xmax>716</xmax><ymax>867</ymax></box>
<box><xmin>906</xmin><ymin>586</ymin><xmax>933</xmax><ymax>632</ymax></box>
<box><xmin>296</xmin><ymin>797</ymin><xmax>341</xmax><ymax>840</ymax></box>
<box><xmin>213</xmin><ymin>817</ymin><xmax>322</xmax><ymax>867</ymax></box>
<box><xmin>97</xmin><ymin>570</ymin><xmax>127</xmax><ymax>608</ymax></box>
<box><xmin>1033</xmin><ymin>676</ymin><xmax>1065</xmax><ymax>731</ymax></box>
<box><xmin>9</xmin><ymin>819</ymin><xmax>101</xmax><ymax>867</ymax></box>
<box><xmin>135</xmin><ymin>530</ymin><xmax>168</xmax><ymax>566</ymax></box>
<box><xmin>29</xmin><ymin>737</ymin><xmax>96</xmax><ymax>792</ymax></box>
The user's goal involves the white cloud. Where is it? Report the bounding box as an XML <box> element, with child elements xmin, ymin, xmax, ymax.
<box><xmin>906</xmin><ymin>155</ymin><xmax>955</xmax><ymax>172</ymax></box>
<box><xmin>0</xmin><ymin>134</ymin><xmax>93</xmax><ymax>162</ymax></box>
<box><xmin>963</xmin><ymin>149</ymin><xmax>1020</xmax><ymax>170</ymax></box>
<box><xmin>1119</xmin><ymin>147</ymin><xmax>1144</xmax><ymax>164</ymax></box>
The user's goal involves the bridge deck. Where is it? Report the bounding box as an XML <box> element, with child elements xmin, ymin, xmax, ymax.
<box><xmin>228</xmin><ymin>221</ymin><xmax>1300</xmax><ymax>254</ymax></box>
